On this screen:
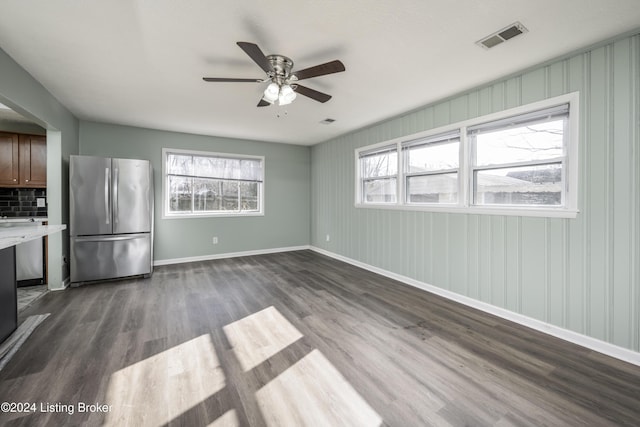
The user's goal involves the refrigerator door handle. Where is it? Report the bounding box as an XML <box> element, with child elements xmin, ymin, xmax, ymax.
<box><xmin>104</xmin><ymin>167</ymin><xmax>110</xmax><ymax>225</ymax></box>
<box><xmin>74</xmin><ymin>234</ymin><xmax>146</xmax><ymax>243</ymax></box>
<box><xmin>114</xmin><ymin>167</ymin><xmax>119</xmax><ymax>224</ymax></box>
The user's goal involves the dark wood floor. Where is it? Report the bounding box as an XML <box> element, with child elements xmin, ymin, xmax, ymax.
<box><xmin>1</xmin><ymin>250</ymin><xmax>639</xmax><ymax>426</ymax></box>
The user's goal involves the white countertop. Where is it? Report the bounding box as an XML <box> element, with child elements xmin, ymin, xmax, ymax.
<box><xmin>0</xmin><ymin>224</ymin><xmax>66</xmax><ymax>250</ymax></box>
<box><xmin>0</xmin><ymin>217</ymin><xmax>48</xmax><ymax>224</ymax></box>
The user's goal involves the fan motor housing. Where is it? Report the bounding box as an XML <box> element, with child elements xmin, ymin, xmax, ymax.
<box><xmin>267</xmin><ymin>55</ymin><xmax>294</xmax><ymax>82</ymax></box>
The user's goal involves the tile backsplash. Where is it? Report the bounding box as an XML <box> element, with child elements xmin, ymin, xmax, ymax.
<box><xmin>0</xmin><ymin>188</ymin><xmax>47</xmax><ymax>218</ymax></box>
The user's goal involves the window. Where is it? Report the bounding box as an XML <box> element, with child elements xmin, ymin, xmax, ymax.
<box><xmin>163</xmin><ymin>148</ymin><xmax>263</xmax><ymax>217</ymax></box>
<box><xmin>355</xmin><ymin>92</ymin><xmax>579</xmax><ymax>218</ymax></box>
<box><xmin>403</xmin><ymin>131</ymin><xmax>460</xmax><ymax>204</ymax></box>
<box><xmin>469</xmin><ymin>105</ymin><xmax>567</xmax><ymax>207</ymax></box>
<box><xmin>358</xmin><ymin>145</ymin><xmax>398</xmax><ymax>203</ymax></box>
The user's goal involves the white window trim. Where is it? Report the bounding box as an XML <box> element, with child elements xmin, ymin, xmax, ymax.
<box><xmin>357</xmin><ymin>143</ymin><xmax>401</xmax><ymax>205</ymax></box>
<box><xmin>403</xmin><ymin>131</ymin><xmax>461</xmax><ymax>206</ymax></box>
<box><xmin>162</xmin><ymin>147</ymin><xmax>265</xmax><ymax>219</ymax></box>
<box><xmin>355</xmin><ymin>92</ymin><xmax>580</xmax><ymax>218</ymax></box>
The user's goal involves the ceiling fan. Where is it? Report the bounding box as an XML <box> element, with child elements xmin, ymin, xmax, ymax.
<box><xmin>203</xmin><ymin>42</ymin><xmax>345</xmax><ymax>107</ymax></box>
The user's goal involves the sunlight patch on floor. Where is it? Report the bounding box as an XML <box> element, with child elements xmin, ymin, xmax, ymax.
<box><xmin>256</xmin><ymin>349</ymin><xmax>382</xmax><ymax>427</ymax></box>
<box><xmin>104</xmin><ymin>334</ymin><xmax>225</xmax><ymax>427</ymax></box>
<box><xmin>207</xmin><ymin>409</ymin><xmax>239</xmax><ymax>427</ymax></box>
<box><xmin>223</xmin><ymin>306</ymin><xmax>303</xmax><ymax>372</ymax></box>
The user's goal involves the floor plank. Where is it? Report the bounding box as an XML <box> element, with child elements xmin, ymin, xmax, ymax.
<box><xmin>1</xmin><ymin>250</ymin><xmax>639</xmax><ymax>426</ymax></box>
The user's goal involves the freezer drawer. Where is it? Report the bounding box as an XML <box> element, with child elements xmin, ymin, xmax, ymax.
<box><xmin>71</xmin><ymin>233</ymin><xmax>151</xmax><ymax>283</ymax></box>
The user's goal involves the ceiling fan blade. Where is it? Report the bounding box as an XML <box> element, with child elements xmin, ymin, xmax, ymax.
<box><xmin>294</xmin><ymin>84</ymin><xmax>332</xmax><ymax>103</ymax></box>
<box><xmin>293</xmin><ymin>60</ymin><xmax>345</xmax><ymax>81</ymax></box>
<box><xmin>257</xmin><ymin>99</ymin><xmax>271</xmax><ymax>107</ymax></box>
<box><xmin>203</xmin><ymin>77</ymin><xmax>263</xmax><ymax>82</ymax></box>
<box><xmin>237</xmin><ymin>42</ymin><xmax>274</xmax><ymax>74</ymax></box>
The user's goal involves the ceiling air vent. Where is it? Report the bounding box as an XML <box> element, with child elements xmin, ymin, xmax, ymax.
<box><xmin>477</xmin><ymin>22</ymin><xmax>528</xmax><ymax>49</ymax></box>
<box><xmin>320</xmin><ymin>118</ymin><xmax>336</xmax><ymax>124</ymax></box>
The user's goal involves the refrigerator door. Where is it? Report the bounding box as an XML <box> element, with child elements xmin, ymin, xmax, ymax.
<box><xmin>71</xmin><ymin>233</ymin><xmax>151</xmax><ymax>283</ymax></box>
<box><xmin>70</xmin><ymin>156</ymin><xmax>113</xmax><ymax>236</ymax></box>
<box><xmin>112</xmin><ymin>158</ymin><xmax>152</xmax><ymax>234</ymax></box>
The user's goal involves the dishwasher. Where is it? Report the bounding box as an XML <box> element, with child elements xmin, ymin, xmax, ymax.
<box><xmin>1</xmin><ymin>220</ymin><xmax>45</xmax><ymax>286</ymax></box>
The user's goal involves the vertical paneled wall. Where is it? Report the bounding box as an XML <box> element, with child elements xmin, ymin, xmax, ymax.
<box><xmin>311</xmin><ymin>34</ymin><xmax>640</xmax><ymax>352</ymax></box>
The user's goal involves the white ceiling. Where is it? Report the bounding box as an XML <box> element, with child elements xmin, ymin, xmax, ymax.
<box><xmin>0</xmin><ymin>1</ymin><xmax>638</xmax><ymax>145</ymax></box>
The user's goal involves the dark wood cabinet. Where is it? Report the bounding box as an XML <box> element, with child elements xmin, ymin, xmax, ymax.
<box><xmin>19</xmin><ymin>134</ymin><xmax>47</xmax><ymax>187</ymax></box>
<box><xmin>0</xmin><ymin>132</ymin><xmax>19</xmax><ymax>186</ymax></box>
<box><xmin>0</xmin><ymin>132</ymin><xmax>46</xmax><ymax>188</ymax></box>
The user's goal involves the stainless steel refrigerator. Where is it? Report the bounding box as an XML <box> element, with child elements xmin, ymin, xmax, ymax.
<box><xmin>70</xmin><ymin>155</ymin><xmax>154</xmax><ymax>284</ymax></box>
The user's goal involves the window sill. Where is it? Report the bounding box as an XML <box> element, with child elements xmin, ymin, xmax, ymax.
<box><xmin>162</xmin><ymin>212</ymin><xmax>265</xmax><ymax>220</ymax></box>
<box><xmin>354</xmin><ymin>203</ymin><xmax>578</xmax><ymax>219</ymax></box>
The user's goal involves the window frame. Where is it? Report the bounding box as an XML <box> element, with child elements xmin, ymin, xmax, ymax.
<box><xmin>355</xmin><ymin>92</ymin><xmax>579</xmax><ymax>218</ymax></box>
<box><xmin>357</xmin><ymin>144</ymin><xmax>400</xmax><ymax>204</ymax></box>
<box><xmin>469</xmin><ymin>103</ymin><xmax>569</xmax><ymax>208</ymax></box>
<box><xmin>162</xmin><ymin>147</ymin><xmax>265</xmax><ymax>219</ymax></box>
<box><xmin>402</xmin><ymin>130</ymin><xmax>461</xmax><ymax>206</ymax></box>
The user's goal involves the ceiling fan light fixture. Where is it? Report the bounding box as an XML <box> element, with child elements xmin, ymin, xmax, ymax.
<box><xmin>278</xmin><ymin>84</ymin><xmax>296</xmax><ymax>106</ymax></box>
<box><xmin>263</xmin><ymin>82</ymin><xmax>280</xmax><ymax>103</ymax></box>
<box><xmin>203</xmin><ymin>41</ymin><xmax>345</xmax><ymax>107</ymax></box>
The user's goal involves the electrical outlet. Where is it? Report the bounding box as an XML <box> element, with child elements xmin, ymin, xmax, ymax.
<box><xmin>36</xmin><ymin>198</ymin><xmax>46</xmax><ymax>208</ymax></box>
<box><xmin>326</xmin><ymin>234</ymin><xmax>330</xmax><ymax>242</ymax></box>
<box><xmin>212</xmin><ymin>236</ymin><xmax>218</xmax><ymax>245</ymax></box>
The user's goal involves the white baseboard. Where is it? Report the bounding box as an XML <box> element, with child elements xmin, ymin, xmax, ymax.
<box><xmin>310</xmin><ymin>246</ymin><xmax>640</xmax><ymax>367</ymax></box>
<box><xmin>153</xmin><ymin>245</ymin><xmax>311</xmax><ymax>266</ymax></box>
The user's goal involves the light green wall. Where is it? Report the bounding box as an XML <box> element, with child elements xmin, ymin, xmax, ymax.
<box><xmin>0</xmin><ymin>47</ymin><xmax>79</xmax><ymax>287</ymax></box>
<box><xmin>0</xmin><ymin>121</ymin><xmax>46</xmax><ymax>135</ymax></box>
<box><xmin>79</xmin><ymin>121</ymin><xmax>310</xmax><ymax>262</ymax></box>
<box><xmin>311</xmin><ymin>34</ymin><xmax>640</xmax><ymax>352</ymax></box>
